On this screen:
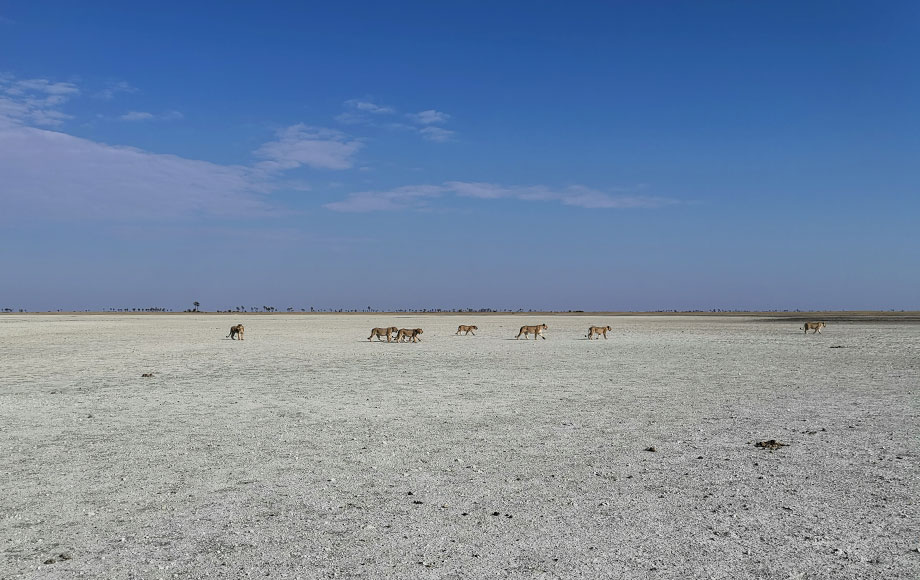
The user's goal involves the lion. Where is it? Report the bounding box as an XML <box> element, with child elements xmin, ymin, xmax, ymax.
<box><xmin>516</xmin><ymin>324</ymin><xmax>548</xmax><ymax>340</ymax></box>
<box><xmin>368</xmin><ymin>327</ymin><xmax>399</xmax><ymax>342</ymax></box>
<box><xmin>227</xmin><ymin>324</ymin><xmax>244</xmax><ymax>340</ymax></box>
<box><xmin>395</xmin><ymin>328</ymin><xmax>424</xmax><ymax>343</ymax></box>
<box><xmin>586</xmin><ymin>325</ymin><xmax>612</xmax><ymax>339</ymax></box>
<box><xmin>456</xmin><ymin>325</ymin><xmax>478</xmax><ymax>336</ymax></box>
<box><xmin>801</xmin><ymin>321</ymin><xmax>827</xmax><ymax>334</ymax></box>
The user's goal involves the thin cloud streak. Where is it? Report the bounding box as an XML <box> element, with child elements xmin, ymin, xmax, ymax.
<box><xmin>344</xmin><ymin>99</ymin><xmax>395</xmax><ymax>114</ymax></box>
<box><xmin>324</xmin><ymin>185</ymin><xmax>446</xmax><ymax>212</ymax></box>
<box><xmin>408</xmin><ymin>109</ymin><xmax>450</xmax><ymax>125</ymax></box>
<box><xmin>326</xmin><ymin>181</ymin><xmax>679</xmax><ymax>212</ymax></box>
<box><xmin>119</xmin><ymin>110</ymin><xmax>184</xmax><ymax>121</ymax></box>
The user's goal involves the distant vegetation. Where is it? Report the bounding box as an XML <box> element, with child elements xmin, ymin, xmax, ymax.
<box><xmin>2</xmin><ymin>306</ymin><xmax>913</xmax><ymax>314</ymax></box>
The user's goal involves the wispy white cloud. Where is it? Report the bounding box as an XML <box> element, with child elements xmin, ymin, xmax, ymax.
<box><xmin>119</xmin><ymin>110</ymin><xmax>183</xmax><ymax>121</ymax></box>
<box><xmin>0</xmin><ymin>75</ymin><xmax>79</xmax><ymax>126</ymax></box>
<box><xmin>336</xmin><ymin>99</ymin><xmax>397</xmax><ymax>125</ymax></box>
<box><xmin>254</xmin><ymin>124</ymin><xmax>363</xmax><ymax>171</ymax></box>
<box><xmin>419</xmin><ymin>126</ymin><xmax>454</xmax><ymax>142</ymax></box>
<box><xmin>0</xmin><ymin>77</ymin><xmax>366</xmax><ymax>222</ymax></box>
<box><xmin>5</xmin><ymin>78</ymin><xmax>80</xmax><ymax>97</ymax></box>
<box><xmin>324</xmin><ymin>185</ymin><xmax>446</xmax><ymax>212</ymax></box>
<box><xmin>337</xmin><ymin>99</ymin><xmax>456</xmax><ymax>142</ymax></box>
<box><xmin>408</xmin><ymin>109</ymin><xmax>450</xmax><ymax>125</ymax></box>
<box><xmin>327</xmin><ymin>181</ymin><xmax>678</xmax><ymax>212</ymax></box>
<box><xmin>94</xmin><ymin>81</ymin><xmax>138</xmax><ymax>100</ymax></box>
<box><xmin>0</xmin><ymin>124</ymin><xmax>275</xmax><ymax>221</ymax></box>
<box><xmin>119</xmin><ymin>111</ymin><xmax>154</xmax><ymax>121</ymax></box>
<box><xmin>344</xmin><ymin>99</ymin><xmax>395</xmax><ymax>114</ymax></box>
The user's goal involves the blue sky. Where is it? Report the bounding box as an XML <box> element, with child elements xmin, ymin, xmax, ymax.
<box><xmin>1</xmin><ymin>1</ymin><xmax>917</xmax><ymax>311</ymax></box>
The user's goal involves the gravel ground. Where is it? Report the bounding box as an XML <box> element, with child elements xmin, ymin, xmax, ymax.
<box><xmin>1</xmin><ymin>314</ymin><xmax>918</xmax><ymax>579</ymax></box>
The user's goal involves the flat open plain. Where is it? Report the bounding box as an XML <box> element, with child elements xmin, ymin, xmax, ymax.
<box><xmin>1</xmin><ymin>314</ymin><xmax>918</xmax><ymax>579</ymax></box>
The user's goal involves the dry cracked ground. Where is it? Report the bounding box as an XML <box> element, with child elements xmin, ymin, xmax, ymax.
<box><xmin>1</xmin><ymin>314</ymin><xmax>918</xmax><ymax>579</ymax></box>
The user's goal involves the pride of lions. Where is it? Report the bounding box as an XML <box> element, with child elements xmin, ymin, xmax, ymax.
<box><xmin>226</xmin><ymin>321</ymin><xmax>829</xmax><ymax>341</ymax></box>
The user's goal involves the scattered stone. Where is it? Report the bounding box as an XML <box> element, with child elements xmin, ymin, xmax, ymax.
<box><xmin>406</xmin><ymin>491</ymin><xmax>413</xmax><ymax>496</ymax></box>
<box><xmin>141</xmin><ymin>373</ymin><xmax>154</xmax><ymax>378</ymax></box>
<box><xmin>43</xmin><ymin>558</ymin><xmax>56</xmax><ymax>565</ymax></box>
<box><xmin>829</xmin><ymin>345</ymin><xmax>845</xmax><ymax>349</ymax></box>
<box><xmin>412</xmin><ymin>500</ymin><xmax>423</xmax><ymax>505</ymax></box>
<box><xmin>491</xmin><ymin>511</ymin><xmax>500</xmax><ymax>516</ymax></box>
<box><xmin>755</xmin><ymin>440</ymin><xmax>788</xmax><ymax>450</ymax></box>
<box><xmin>645</xmin><ymin>446</ymin><xmax>657</xmax><ymax>452</ymax></box>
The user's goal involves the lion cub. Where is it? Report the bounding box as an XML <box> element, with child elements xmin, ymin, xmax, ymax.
<box><xmin>456</xmin><ymin>325</ymin><xmax>478</xmax><ymax>335</ymax></box>
<box><xmin>227</xmin><ymin>324</ymin><xmax>244</xmax><ymax>340</ymax></box>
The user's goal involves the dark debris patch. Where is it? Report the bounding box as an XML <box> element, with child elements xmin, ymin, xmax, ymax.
<box><xmin>754</xmin><ymin>440</ymin><xmax>788</xmax><ymax>450</ymax></box>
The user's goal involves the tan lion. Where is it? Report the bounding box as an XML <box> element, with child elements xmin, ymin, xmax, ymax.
<box><xmin>801</xmin><ymin>321</ymin><xmax>827</xmax><ymax>334</ymax></box>
<box><xmin>516</xmin><ymin>324</ymin><xmax>548</xmax><ymax>340</ymax></box>
<box><xmin>395</xmin><ymin>328</ymin><xmax>424</xmax><ymax>343</ymax></box>
<box><xmin>586</xmin><ymin>325</ymin><xmax>612</xmax><ymax>339</ymax></box>
<box><xmin>227</xmin><ymin>324</ymin><xmax>244</xmax><ymax>340</ymax></box>
<box><xmin>456</xmin><ymin>325</ymin><xmax>478</xmax><ymax>335</ymax></box>
<box><xmin>368</xmin><ymin>327</ymin><xmax>399</xmax><ymax>342</ymax></box>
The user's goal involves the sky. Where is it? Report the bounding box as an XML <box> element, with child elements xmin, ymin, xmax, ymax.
<box><xmin>1</xmin><ymin>1</ymin><xmax>918</xmax><ymax>312</ymax></box>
